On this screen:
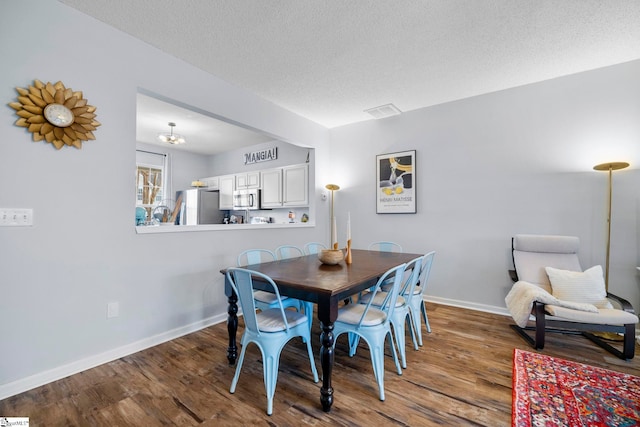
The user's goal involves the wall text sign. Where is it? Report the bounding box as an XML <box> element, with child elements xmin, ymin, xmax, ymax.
<box><xmin>244</xmin><ymin>147</ymin><xmax>277</xmax><ymax>164</ymax></box>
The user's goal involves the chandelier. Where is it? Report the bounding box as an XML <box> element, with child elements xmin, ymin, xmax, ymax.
<box><xmin>158</xmin><ymin>122</ymin><xmax>186</xmax><ymax>145</ymax></box>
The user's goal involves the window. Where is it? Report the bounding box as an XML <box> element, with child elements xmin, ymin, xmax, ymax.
<box><xmin>136</xmin><ymin>150</ymin><xmax>169</xmax><ymax>220</ymax></box>
<box><xmin>136</xmin><ymin>165</ymin><xmax>163</xmax><ymax>216</ymax></box>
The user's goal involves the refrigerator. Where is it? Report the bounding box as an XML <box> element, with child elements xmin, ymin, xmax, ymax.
<box><xmin>176</xmin><ymin>188</ymin><xmax>225</xmax><ymax>225</ymax></box>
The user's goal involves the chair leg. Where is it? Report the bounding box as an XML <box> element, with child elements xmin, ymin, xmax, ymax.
<box><xmin>304</xmin><ymin>334</ymin><xmax>319</xmax><ymax>383</ymax></box>
<box><xmin>421</xmin><ymin>301</ymin><xmax>431</xmax><ymax>333</ymax></box>
<box><xmin>406</xmin><ymin>314</ymin><xmax>418</xmax><ymax>351</ymax></box>
<box><xmin>388</xmin><ymin>330</ymin><xmax>402</xmax><ymax>376</ymax></box>
<box><xmin>366</xmin><ymin>334</ymin><xmax>388</xmax><ymax>401</ymax></box>
<box><xmin>230</xmin><ymin>342</ymin><xmax>248</xmax><ymax>393</ymax></box>
<box><xmin>583</xmin><ymin>323</ymin><xmax>636</xmax><ymax>360</ymax></box>
<box><xmin>410</xmin><ymin>307</ymin><xmax>423</xmax><ymax>348</ymax></box>
<box><xmin>348</xmin><ymin>332</ymin><xmax>360</xmax><ymax>357</ymax></box>
<box><xmin>391</xmin><ymin>318</ymin><xmax>407</xmax><ymax>369</ymax></box>
<box><xmin>623</xmin><ymin>323</ymin><xmax>636</xmax><ymax>360</ymax></box>
<box><xmin>262</xmin><ymin>352</ymin><xmax>280</xmax><ymax>416</ymax></box>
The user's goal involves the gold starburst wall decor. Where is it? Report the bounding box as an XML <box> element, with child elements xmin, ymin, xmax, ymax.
<box><xmin>9</xmin><ymin>79</ymin><xmax>101</xmax><ymax>150</ymax></box>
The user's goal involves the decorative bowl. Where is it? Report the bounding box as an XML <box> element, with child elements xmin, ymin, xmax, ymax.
<box><xmin>318</xmin><ymin>249</ymin><xmax>344</xmax><ymax>265</ymax></box>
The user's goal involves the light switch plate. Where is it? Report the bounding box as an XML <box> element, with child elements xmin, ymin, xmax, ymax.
<box><xmin>0</xmin><ymin>209</ymin><xmax>33</xmax><ymax>226</ymax></box>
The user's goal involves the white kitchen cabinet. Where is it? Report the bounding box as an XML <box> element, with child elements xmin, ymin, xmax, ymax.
<box><xmin>236</xmin><ymin>171</ymin><xmax>260</xmax><ymax>189</ymax></box>
<box><xmin>260</xmin><ymin>168</ymin><xmax>283</xmax><ymax>208</ymax></box>
<box><xmin>260</xmin><ymin>164</ymin><xmax>308</xmax><ymax>208</ymax></box>
<box><xmin>283</xmin><ymin>164</ymin><xmax>308</xmax><ymax>207</ymax></box>
<box><xmin>200</xmin><ymin>176</ymin><xmax>219</xmax><ymax>190</ymax></box>
<box><xmin>218</xmin><ymin>174</ymin><xmax>235</xmax><ymax>210</ymax></box>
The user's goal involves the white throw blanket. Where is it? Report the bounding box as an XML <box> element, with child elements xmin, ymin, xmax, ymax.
<box><xmin>505</xmin><ymin>281</ymin><xmax>599</xmax><ymax>327</ymax></box>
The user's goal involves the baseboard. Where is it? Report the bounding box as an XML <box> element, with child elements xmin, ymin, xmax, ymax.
<box><xmin>425</xmin><ymin>295</ymin><xmax>510</xmax><ymax>317</ymax></box>
<box><xmin>0</xmin><ymin>313</ymin><xmax>227</xmax><ymax>401</ymax></box>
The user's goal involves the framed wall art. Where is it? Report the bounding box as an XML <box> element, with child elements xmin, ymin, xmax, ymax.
<box><xmin>376</xmin><ymin>150</ymin><xmax>416</xmax><ymax>214</ymax></box>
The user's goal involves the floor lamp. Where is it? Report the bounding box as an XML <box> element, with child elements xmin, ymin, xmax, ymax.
<box><xmin>593</xmin><ymin>161</ymin><xmax>629</xmax><ymax>291</ymax></box>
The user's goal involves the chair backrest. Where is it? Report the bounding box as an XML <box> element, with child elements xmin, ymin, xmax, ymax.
<box><xmin>413</xmin><ymin>251</ymin><xmax>435</xmax><ymax>297</ymax></box>
<box><xmin>397</xmin><ymin>256</ymin><xmax>423</xmax><ymax>303</ymax></box>
<box><xmin>512</xmin><ymin>234</ymin><xmax>582</xmax><ymax>293</ymax></box>
<box><xmin>304</xmin><ymin>242</ymin><xmax>327</xmax><ymax>255</ymax></box>
<box><xmin>237</xmin><ymin>249</ymin><xmax>276</xmax><ymax>267</ymax></box>
<box><xmin>368</xmin><ymin>241</ymin><xmax>403</xmax><ymax>253</ymax></box>
<box><xmin>226</xmin><ymin>268</ymin><xmax>290</xmax><ymax>335</ymax></box>
<box><xmin>355</xmin><ymin>263</ymin><xmax>407</xmax><ymax>329</ymax></box>
<box><xmin>275</xmin><ymin>245</ymin><xmax>304</xmax><ymax>260</ymax></box>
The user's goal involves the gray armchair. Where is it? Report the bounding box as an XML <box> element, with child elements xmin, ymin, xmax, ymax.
<box><xmin>506</xmin><ymin>234</ymin><xmax>638</xmax><ymax>360</ymax></box>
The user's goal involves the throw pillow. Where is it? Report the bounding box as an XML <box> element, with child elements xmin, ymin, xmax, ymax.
<box><xmin>545</xmin><ymin>265</ymin><xmax>612</xmax><ymax>309</ymax></box>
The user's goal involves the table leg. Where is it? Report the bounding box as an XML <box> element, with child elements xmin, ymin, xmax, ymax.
<box><xmin>226</xmin><ymin>292</ymin><xmax>238</xmax><ymax>365</ymax></box>
<box><xmin>320</xmin><ymin>321</ymin><xmax>334</xmax><ymax>411</ymax></box>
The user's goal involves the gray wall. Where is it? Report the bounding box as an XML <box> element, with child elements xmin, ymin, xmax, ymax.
<box><xmin>1</xmin><ymin>0</ymin><xmax>639</xmax><ymax>399</ymax></box>
<box><xmin>329</xmin><ymin>59</ymin><xmax>640</xmax><ymax>312</ymax></box>
<box><xmin>0</xmin><ymin>0</ymin><xmax>329</xmax><ymax>397</ymax></box>
<box><xmin>208</xmin><ymin>139</ymin><xmax>313</xmax><ymax>176</ymax></box>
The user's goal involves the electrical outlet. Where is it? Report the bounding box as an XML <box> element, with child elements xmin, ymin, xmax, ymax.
<box><xmin>107</xmin><ymin>302</ymin><xmax>119</xmax><ymax>318</ymax></box>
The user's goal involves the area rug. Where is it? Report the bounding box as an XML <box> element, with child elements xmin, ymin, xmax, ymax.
<box><xmin>512</xmin><ymin>348</ymin><xmax>640</xmax><ymax>427</ymax></box>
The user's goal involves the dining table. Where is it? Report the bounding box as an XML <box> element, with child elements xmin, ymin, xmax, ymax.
<box><xmin>221</xmin><ymin>248</ymin><xmax>423</xmax><ymax>412</ymax></box>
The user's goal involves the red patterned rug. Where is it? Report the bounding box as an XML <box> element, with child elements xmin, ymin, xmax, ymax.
<box><xmin>512</xmin><ymin>348</ymin><xmax>640</xmax><ymax>427</ymax></box>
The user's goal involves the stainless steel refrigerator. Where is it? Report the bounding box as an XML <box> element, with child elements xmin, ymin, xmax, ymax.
<box><xmin>176</xmin><ymin>188</ymin><xmax>225</xmax><ymax>225</ymax></box>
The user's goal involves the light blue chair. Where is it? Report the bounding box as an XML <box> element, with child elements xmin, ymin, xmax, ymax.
<box><xmin>304</xmin><ymin>242</ymin><xmax>328</xmax><ymax>255</ymax></box>
<box><xmin>381</xmin><ymin>251</ymin><xmax>435</xmax><ymax>348</ymax></box>
<box><xmin>359</xmin><ymin>256</ymin><xmax>422</xmax><ymax>368</ymax></box>
<box><xmin>237</xmin><ymin>249</ymin><xmax>302</xmax><ymax>313</ymax></box>
<box><xmin>226</xmin><ymin>268</ymin><xmax>319</xmax><ymax>415</ymax></box>
<box><xmin>333</xmin><ymin>263</ymin><xmax>406</xmax><ymax>401</ymax></box>
<box><xmin>274</xmin><ymin>245</ymin><xmax>314</xmax><ymax>332</ymax></box>
<box><xmin>368</xmin><ymin>241</ymin><xmax>403</xmax><ymax>253</ymax></box>
<box><xmin>275</xmin><ymin>245</ymin><xmax>304</xmax><ymax>260</ymax></box>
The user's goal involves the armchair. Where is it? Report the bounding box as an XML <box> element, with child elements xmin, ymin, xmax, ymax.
<box><xmin>506</xmin><ymin>234</ymin><xmax>638</xmax><ymax>360</ymax></box>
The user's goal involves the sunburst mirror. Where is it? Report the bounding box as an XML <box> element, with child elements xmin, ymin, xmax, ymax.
<box><xmin>9</xmin><ymin>79</ymin><xmax>101</xmax><ymax>150</ymax></box>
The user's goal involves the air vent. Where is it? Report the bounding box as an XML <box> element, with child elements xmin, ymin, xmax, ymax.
<box><xmin>364</xmin><ymin>103</ymin><xmax>402</xmax><ymax>119</ymax></box>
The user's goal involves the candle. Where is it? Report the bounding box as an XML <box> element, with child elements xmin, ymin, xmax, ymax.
<box><xmin>332</xmin><ymin>216</ymin><xmax>338</xmax><ymax>249</ymax></box>
<box><xmin>345</xmin><ymin>212</ymin><xmax>353</xmax><ymax>264</ymax></box>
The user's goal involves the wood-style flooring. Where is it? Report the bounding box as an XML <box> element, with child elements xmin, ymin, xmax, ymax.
<box><xmin>1</xmin><ymin>303</ymin><xmax>639</xmax><ymax>426</ymax></box>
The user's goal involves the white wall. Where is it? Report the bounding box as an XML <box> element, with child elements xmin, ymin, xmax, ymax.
<box><xmin>0</xmin><ymin>0</ymin><xmax>329</xmax><ymax>398</ymax></box>
<box><xmin>329</xmin><ymin>59</ymin><xmax>640</xmax><ymax>311</ymax></box>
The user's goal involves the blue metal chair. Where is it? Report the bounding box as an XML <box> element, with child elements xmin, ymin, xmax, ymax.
<box><xmin>237</xmin><ymin>249</ymin><xmax>301</xmax><ymax>313</ymax></box>
<box><xmin>332</xmin><ymin>263</ymin><xmax>407</xmax><ymax>401</ymax></box>
<box><xmin>368</xmin><ymin>241</ymin><xmax>403</xmax><ymax>253</ymax></box>
<box><xmin>381</xmin><ymin>251</ymin><xmax>435</xmax><ymax>348</ymax></box>
<box><xmin>359</xmin><ymin>256</ymin><xmax>423</xmax><ymax>368</ymax></box>
<box><xmin>304</xmin><ymin>242</ymin><xmax>328</xmax><ymax>255</ymax></box>
<box><xmin>275</xmin><ymin>245</ymin><xmax>304</xmax><ymax>260</ymax></box>
<box><xmin>274</xmin><ymin>245</ymin><xmax>314</xmax><ymax>333</ymax></box>
<box><xmin>226</xmin><ymin>268</ymin><xmax>319</xmax><ymax>415</ymax></box>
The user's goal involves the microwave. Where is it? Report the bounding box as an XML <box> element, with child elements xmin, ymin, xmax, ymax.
<box><xmin>233</xmin><ymin>189</ymin><xmax>261</xmax><ymax>210</ymax></box>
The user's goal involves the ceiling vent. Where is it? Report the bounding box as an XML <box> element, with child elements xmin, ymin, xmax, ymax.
<box><xmin>364</xmin><ymin>103</ymin><xmax>402</xmax><ymax>119</ymax></box>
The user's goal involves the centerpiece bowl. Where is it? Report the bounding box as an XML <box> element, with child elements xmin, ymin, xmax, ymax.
<box><xmin>318</xmin><ymin>249</ymin><xmax>344</xmax><ymax>265</ymax></box>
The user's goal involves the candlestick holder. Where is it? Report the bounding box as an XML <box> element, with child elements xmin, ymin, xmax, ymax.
<box><xmin>345</xmin><ymin>239</ymin><xmax>352</xmax><ymax>264</ymax></box>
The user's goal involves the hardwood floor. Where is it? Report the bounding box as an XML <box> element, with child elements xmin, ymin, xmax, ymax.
<box><xmin>2</xmin><ymin>303</ymin><xmax>639</xmax><ymax>426</ymax></box>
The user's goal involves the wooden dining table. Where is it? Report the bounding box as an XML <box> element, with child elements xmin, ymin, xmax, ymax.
<box><xmin>221</xmin><ymin>249</ymin><xmax>423</xmax><ymax>412</ymax></box>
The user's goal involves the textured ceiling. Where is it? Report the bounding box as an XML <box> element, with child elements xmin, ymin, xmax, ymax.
<box><xmin>61</xmin><ymin>0</ymin><xmax>640</xmax><ymax>129</ymax></box>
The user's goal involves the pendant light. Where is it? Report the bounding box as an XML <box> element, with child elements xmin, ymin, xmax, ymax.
<box><xmin>158</xmin><ymin>122</ymin><xmax>186</xmax><ymax>145</ymax></box>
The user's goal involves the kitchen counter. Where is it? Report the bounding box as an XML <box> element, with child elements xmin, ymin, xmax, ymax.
<box><xmin>135</xmin><ymin>221</ymin><xmax>315</xmax><ymax>234</ymax></box>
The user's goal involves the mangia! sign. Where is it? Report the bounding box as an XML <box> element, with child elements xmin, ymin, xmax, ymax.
<box><xmin>244</xmin><ymin>147</ymin><xmax>277</xmax><ymax>164</ymax></box>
